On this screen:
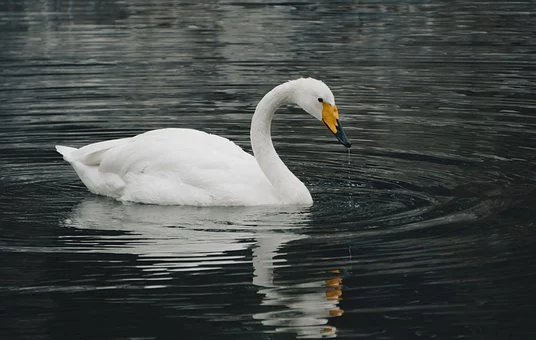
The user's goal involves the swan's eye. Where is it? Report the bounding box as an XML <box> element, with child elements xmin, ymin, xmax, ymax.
<box><xmin>317</xmin><ymin>98</ymin><xmax>323</xmax><ymax>103</ymax></box>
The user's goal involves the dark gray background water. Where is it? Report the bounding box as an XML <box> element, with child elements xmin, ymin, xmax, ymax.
<box><xmin>1</xmin><ymin>0</ymin><xmax>535</xmax><ymax>339</ymax></box>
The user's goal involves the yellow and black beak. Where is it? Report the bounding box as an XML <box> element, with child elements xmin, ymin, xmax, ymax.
<box><xmin>322</xmin><ymin>102</ymin><xmax>351</xmax><ymax>148</ymax></box>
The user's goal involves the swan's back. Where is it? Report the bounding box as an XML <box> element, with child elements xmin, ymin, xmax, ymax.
<box><xmin>57</xmin><ymin>128</ymin><xmax>279</xmax><ymax>205</ymax></box>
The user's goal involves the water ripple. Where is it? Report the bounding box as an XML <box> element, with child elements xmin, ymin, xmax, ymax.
<box><xmin>2</xmin><ymin>0</ymin><xmax>536</xmax><ymax>339</ymax></box>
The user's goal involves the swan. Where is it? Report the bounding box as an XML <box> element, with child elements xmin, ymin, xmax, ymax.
<box><xmin>55</xmin><ymin>78</ymin><xmax>351</xmax><ymax>206</ymax></box>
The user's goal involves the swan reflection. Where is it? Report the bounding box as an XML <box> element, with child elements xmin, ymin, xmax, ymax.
<box><xmin>62</xmin><ymin>198</ymin><xmax>343</xmax><ymax>337</ymax></box>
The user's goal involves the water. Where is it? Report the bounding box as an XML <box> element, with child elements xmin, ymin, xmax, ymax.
<box><xmin>1</xmin><ymin>0</ymin><xmax>535</xmax><ymax>338</ymax></box>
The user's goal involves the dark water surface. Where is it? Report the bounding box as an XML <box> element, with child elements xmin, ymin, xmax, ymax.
<box><xmin>1</xmin><ymin>1</ymin><xmax>536</xmax><ymax>339</ymax></box>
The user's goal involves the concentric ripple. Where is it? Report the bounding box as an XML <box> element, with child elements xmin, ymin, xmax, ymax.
<box><xmin>2</xmin><ymin>0</ymin><xmax>536</xmax><ymax>339</ymax></box>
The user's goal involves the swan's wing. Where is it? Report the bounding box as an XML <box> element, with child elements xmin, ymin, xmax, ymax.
<box><xmin>96</xmin><ymin>128</ymin><xmax>275</xmax><ymax>205</ymax></box>
<box><xmin>98</xmin><ymin>128</ymin><xmax>252</xmax><ymax>174</ymax></box>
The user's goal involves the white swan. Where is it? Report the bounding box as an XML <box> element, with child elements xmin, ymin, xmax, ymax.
<box><xmin>56</xmin><ymin>78</ymin><xmax>351</xmax><ymax>206</ymax></box>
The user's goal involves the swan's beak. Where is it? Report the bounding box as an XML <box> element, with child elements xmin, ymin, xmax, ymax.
<box><xmin>322</xmin><ymin>103</ymin><xmax>351</xmax><ymax>148</ymax></box>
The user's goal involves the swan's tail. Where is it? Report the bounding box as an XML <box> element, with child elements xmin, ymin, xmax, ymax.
<box><xmin>55</xmin><ymin>145</ymin><xmax>77</xmax><ymax>162</ymax></box>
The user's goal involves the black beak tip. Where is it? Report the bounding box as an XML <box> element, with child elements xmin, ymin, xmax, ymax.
<box><xmin>338</xmin><ymin>136</ymin><xmax>351</xmax><ymax>148</ymax></box>
<box><xmin>326</xmin><ymin>119</ymin><xmax>351</xmax><ymax>148</ymax></box>
<box><xmin>335</xmin><ymin>127</ymin><xmax>351</xmax><ymax>148</ymax></box>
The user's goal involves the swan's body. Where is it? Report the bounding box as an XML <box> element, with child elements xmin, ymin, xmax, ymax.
<box><xmin>57</xmin><ymin>128</ymin><xmax>288</xmax><ymax>205</ymax></box>
<box><xmin>56</xmin><ymin>78</ymin><xmax>350</xmax><ymax>206</ymax></box>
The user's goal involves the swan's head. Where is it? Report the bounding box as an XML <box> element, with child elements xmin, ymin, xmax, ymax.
<box><xmin>292</xmin><ymin>78</ymin><xmax>351</xmax><ymax>148</ymax></box>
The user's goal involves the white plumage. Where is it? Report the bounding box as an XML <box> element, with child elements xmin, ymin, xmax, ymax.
<box><xmin>57</xmin><ymin>129</ymin><xmax>278</xmax><ymax>205</ymax></box>
<box><xmin>56</xmin><ymin>78</ymin><xmax>350</xmax><ymax>206</ymax></box>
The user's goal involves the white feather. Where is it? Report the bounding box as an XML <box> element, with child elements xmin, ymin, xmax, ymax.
<box><xmin>56</xmin><ymin>78</ymin><xmax>342</xmax><ymax>206</ymax></box>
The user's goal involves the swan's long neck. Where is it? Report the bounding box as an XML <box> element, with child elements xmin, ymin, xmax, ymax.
<box><xmin>250</xmin><ymin>82</ymin><xmax>312</xmax><ymax>204</ymax></box>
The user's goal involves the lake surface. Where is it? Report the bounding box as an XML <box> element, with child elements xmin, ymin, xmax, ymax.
<box><xmin>1</xmin><ymin>0</ymin><xmax>535</xmax><ymax>339</ymax></box>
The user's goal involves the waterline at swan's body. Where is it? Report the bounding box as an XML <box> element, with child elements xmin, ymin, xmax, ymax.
<box><xmin>56</xmin><ymin>78</ymin><xmax>351</xmax><ymax>206</ymax></box>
